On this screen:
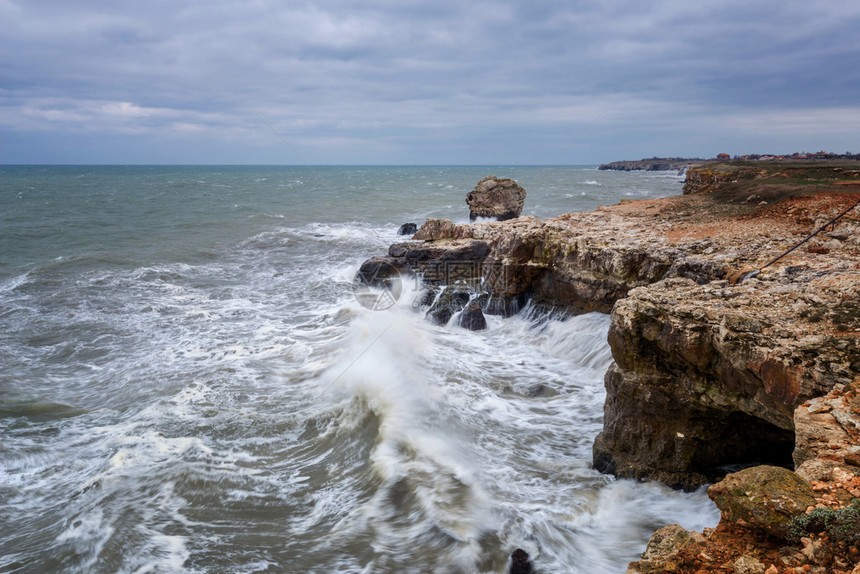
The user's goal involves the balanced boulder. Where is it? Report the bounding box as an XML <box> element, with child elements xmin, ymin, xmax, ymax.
<box><xmin>466</xmin><ymin>176</ymin><xmax>526</xmax><ymax>221</ymax></box>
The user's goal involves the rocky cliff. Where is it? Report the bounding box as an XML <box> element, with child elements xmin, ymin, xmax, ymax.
<box><xmin>595</xmin><ymin>271</ymin><xmax>859</xmax><ymax>489</ymax></box>
<box><xmin>364</xmin><ymin>179</ymin><xmax>860</xmax><ymax>491</ymax></box>
<box><xmin>363</xmin><ymin>170</ymin><xmax>860</xmax><ymax>572</ymax></box>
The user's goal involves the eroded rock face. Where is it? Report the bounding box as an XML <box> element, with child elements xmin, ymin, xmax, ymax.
<box><xmin>683</xmin><ymin>164</ymin><xmax>765</xmax><ymax>195</ymax></box>
<box><xmin>382</xmin><ymin>211</ymin><xmax>724</xmax><ymax>317</ymax></box>
<box><xmin>707</xmin><ymin>465</ymin><xmax>816</xmax><ymax>539</ymax></box>
<box><xmin>466</xmin><ymin>175</ymin><xmax>527</xmax><ymax>221</ymax></box>
<box><xmin>594</xmin><ymin>273</ymin><xmax>859</xmax><ymax>488</ymax></box>
<box><xmin>793</xmin><ymin>378</ymin><xmax>860</xmax><ymax>482</ymax></box>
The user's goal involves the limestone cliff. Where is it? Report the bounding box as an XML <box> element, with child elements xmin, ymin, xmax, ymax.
<box><xmin>594</xmin><ymin>273</ymin><xmax>859</xmax><ymax>488</ymax></box>
<box><xmin>363</xmin><ymin>183</ymin><xmax>860</xmax><ymax>489</ymax></box>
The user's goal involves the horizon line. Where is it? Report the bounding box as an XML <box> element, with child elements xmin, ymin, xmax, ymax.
<box><xmin>0</xmin><ymin>162</ymin><xmax>602</xmax><ymax>168</ymax></box>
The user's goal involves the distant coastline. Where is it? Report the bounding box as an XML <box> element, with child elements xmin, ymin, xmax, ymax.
<box><xmin>599</xmin><ymin>150</ymin><xmax>860</xmax><ymax>172</ymax></box>
<box><xmin>597</xmin><ymin>158</ymin><xmax>709</xmax><ymax>172</ymax></box>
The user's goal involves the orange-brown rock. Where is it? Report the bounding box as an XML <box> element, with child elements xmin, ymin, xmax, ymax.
<box><xmin>794</xmin><ymin>378</ymin><xmax>860</xmax><ymax>482</ymax></box>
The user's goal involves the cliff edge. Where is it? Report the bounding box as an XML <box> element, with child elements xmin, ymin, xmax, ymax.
<box><xmin>367</xmin><ymin>172</ymin><xmax>860</xmax><ymax>487</ymax></box>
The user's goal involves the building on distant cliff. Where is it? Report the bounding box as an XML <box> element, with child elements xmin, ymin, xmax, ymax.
<box><xmin>716</xmin><ymin>153</ymin><xmax>731</xmax><ymax>160</ymax></box>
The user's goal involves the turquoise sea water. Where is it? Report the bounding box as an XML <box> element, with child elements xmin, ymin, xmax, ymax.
<box><xmin>0</xmin><ymin>166</ymin><xmax>718</xmax><ymax>573</ymax></box>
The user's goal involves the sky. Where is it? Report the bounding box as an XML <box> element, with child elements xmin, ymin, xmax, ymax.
<box><xmin>2</xmin><ymin>0</ymin><xmax>859</xmax><ymax>165</ymax></box>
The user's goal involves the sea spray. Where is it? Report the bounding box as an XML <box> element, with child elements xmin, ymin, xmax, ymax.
<box><xmin>318</xmin><ymin>300</ymin><xmax>497</xmax><ymax>572</ymax></box>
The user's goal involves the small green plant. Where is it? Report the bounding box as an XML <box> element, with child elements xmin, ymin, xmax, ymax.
<box><xmin>789</xmin><ymin>498</ymin><xmax>860</xmax><ymax>544</ymax></box>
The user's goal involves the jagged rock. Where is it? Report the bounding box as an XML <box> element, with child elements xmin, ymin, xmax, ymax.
<box><xmin>457</xmin><ymin>300</ymin><xmax>487</xmax><ymax>331</ymax></box>
<box><xmin>413</xmin><ymin>218</ymin><xmax>457</xmax><ymax>241</ymax></box>
<box><xmin>627</xmin><ymin>523</ymin><xmax>705</xmax><ymax>572</ymax></box>
<box><xmin>508</xmin><ymin>548</ymin><xmax>533</xmax><ymax>574</ymax></box>
<box><xmin>707</xmin><ymin>465</ymin><xmax>816</xmax><ymax>539</ymax></box>
<box><xmin>376</xmin><ymin>212</ymin><xmax>718</xmax><ymax>318</ymax></box>
<box><xmin>356</xmin><ymin>256</ymin><xmax>411</xmax><ymax>283</ymax></box>
<box><xmin>733</xmin><ymin>555</ymin><xmax>766</xmax><ymax>574</ymax></box>
<box><xmin>640</xmin><ymin>524</ymin><xmax>704</xmax><ymax>561</ymax></box>
<box><xmin>793</xmin><ymin>378</ymin><xmax>860</xmax><ymax>482</ymax></box>
<box><xmin>387</xmin><ymin>239</ymin><xmax>491</xmax><ymax>297</ymax></box>
<box><xmin>425</xmin><ymin>305</ymin><xmax>452</xmax><ymax>326</ymax></box>
<box><xmin>397</xmin><ymin>222</ymin><xmax>418</xmax><ymax>235</ymax></box>
<box><xmin>424</xmin><ymin>288</ymin><xmax>470</xmax><ymax>326</ymax></box>
<box><xmin>466</xmin><ymin>175</ymin><xmax>526</xmax><ymax>221</ymax></box>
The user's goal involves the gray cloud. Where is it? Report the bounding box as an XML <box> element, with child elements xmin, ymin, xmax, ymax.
<box><xmin>2</xmin><ymin>0</ymin><xmax>859</xmax><ymax>163</ymax></box>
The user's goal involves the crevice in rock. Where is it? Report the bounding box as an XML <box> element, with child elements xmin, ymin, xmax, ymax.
<box><xmin>696</xmin><ymin>410</ymin><xmax>796</xmax><ymax>479</ymax></box>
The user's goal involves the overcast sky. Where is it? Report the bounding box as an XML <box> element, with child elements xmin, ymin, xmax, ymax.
<box><xmin>2</xmin><ymin>0</ymin><xmax>859</xmax><ymax>164</ymax></box>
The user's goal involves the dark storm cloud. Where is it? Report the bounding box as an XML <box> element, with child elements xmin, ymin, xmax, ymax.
<box><xmin>1</xmin><ymin>0</ymin><xmax>858</xmax><ymax>163</ymax></box>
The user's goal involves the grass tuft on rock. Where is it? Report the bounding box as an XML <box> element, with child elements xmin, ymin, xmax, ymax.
<box><xmin>789</xmin><ymin>498</ymin><xmax>860</xmax><ymax>544</ymax></box>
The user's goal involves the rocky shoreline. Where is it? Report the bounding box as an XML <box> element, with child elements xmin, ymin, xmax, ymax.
<box><xmin>598</xmin><ymin>158</ymin><xmax>711</xmax><ymax>172</ymax></box>
<box><xmin>360</xmin><ymin>165</ymin><xmax>860</xmax><ymax>572</ymax></box>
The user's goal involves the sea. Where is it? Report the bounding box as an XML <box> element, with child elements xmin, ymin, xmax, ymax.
<box><xmin>0</xmin><ymin>165</ymin><xmax>720</xmax><ymax>574</ymax></box>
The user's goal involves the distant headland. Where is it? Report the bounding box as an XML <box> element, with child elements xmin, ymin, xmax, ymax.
<box><xmin>598</xmin><ymin>151</ymin><xmax>860</xmax><ymax>172</ymax></box>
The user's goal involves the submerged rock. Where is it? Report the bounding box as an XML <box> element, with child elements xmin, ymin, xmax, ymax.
<box><xmin>425</xmin><ymin>305</ymin><xmax>453</xmax><ymax>326</ymax></box>
<box><xmin>457</xmin><ymin>300</ymin><xmax>487</xmax><ymax>331</ymax></box>
<box><xmin>466</xmin><ymin>175</ymin><xmax>527</xmax><ymax>221</ymax></box>
<box><xmin>424</xmin><ymin>288</ymin><xmax>470</xmax><ymax>326</ymax></box>
<box><xmin>508</xmin><ymin>548</ymin><xmax>533</xmax><ymax>574</ymax></box>
<box><xmin>397</xmin><ymin>222</ymin><xmax>418</xmax><ymax>235</ymax></box>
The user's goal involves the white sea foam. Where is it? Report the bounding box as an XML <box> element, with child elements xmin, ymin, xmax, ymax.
<box><xmin>1</xmin><ymin>165</ymin><xmax>708</xmax><ymax>573</ymax></box>
<box><xmin>313</xmin><ymin>305</ymin><xmax>496</xmax><ymax>567</ymax></box>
